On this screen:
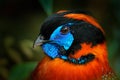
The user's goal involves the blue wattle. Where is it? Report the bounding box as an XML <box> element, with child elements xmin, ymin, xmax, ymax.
<box><xmin>41</xmin><ymin>23</ymin><xmax>74</xmax><ymax>59</ymax></box>
<box><xmin>42</xmin><ymin>43</ymin><xmax>60</xmax><ymax>58</ymax></box>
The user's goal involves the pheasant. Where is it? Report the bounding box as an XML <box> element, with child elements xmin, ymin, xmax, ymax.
<box><xmin>32</xmin><ymin>10</ymin><xmax>118</xmax><ymax>80</ymax></box>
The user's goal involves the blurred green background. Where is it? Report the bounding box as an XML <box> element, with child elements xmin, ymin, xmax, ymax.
<box><xmin>0</xmin><ymin>0</ymin><xmax>120</xmax><ymax>80</ymax></box>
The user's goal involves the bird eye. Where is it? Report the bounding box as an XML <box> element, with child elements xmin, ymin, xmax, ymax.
<box><xmin>60</xmin><ymin>26</ymin><xmax>70</xmax><ymax>35</ymax></box>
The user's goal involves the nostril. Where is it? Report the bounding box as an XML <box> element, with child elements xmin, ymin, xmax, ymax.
<box><xmin>39</xmin><ymin>35</ymin><xmax>44</xmax><ymax>40</ymax></box>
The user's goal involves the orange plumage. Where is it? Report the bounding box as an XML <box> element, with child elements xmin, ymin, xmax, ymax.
<box><xmin>32</xmin><ymin>10</ymin><xmax>118</xmax><ymax>80</ymax></box>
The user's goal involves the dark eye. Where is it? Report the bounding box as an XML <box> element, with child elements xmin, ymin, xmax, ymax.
<box><xmin>60</xmin><ymin>26</ymin><xmax>70</xmax><ymax>35</ymax></box>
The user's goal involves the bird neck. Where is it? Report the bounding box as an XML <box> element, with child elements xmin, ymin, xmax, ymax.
<box><xmin>69</xmin><ymin>42</ymin><xmax>108</xmax><ymax>61</ymax></box>
<box><xmin>69</xmin><ymin>42</ymin><xmax>111</xmax><ymax>73</ymax></box>
<box><xmin>33</xmin><ymin>42</ymin><xmax>113</xmax><ymax>80</ymax></box>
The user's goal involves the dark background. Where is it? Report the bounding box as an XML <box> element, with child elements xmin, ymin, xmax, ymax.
<box><xmin>0</xmin><ymin>0</ymin><xmax>120</xmax><ymax>80</ymax></box>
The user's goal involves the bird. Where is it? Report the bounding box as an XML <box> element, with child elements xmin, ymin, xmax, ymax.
<box><xmin>32</xmin><ymin>10</ymin><xmax>119</xmax><ymax>80</ymax></box>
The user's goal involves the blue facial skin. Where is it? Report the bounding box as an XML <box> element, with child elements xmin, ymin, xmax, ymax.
<box><xmin>42</xmin><ymin>23</ymin><xmax>74</xmax><ymax>59</ymax></box>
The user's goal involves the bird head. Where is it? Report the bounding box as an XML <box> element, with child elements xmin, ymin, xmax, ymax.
<box><xmin>33</xmin><ymin>10</ymin><xmax>106</xmax><ymax>65</ymax></box>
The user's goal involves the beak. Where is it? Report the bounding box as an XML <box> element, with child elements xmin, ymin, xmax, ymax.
<box><xmin>33</xmin><ymin>35</ymin><xmax>50</xmax><ymax>48</ymax></box>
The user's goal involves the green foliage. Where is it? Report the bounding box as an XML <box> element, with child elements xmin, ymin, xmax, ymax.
<box><xmin>108</xmin><ymin>40</ymin><xmax>119</xmax><ymax>59</ymax></box>
<box><xmin>108</xmin><ymin>29</ymin><xmax>120</xmax><ymax>60</ymax></box>
<box><xmin>39</xmin><ymin>0</ymin><xmax>53</xmax><ymax>15</ymax></box>
<box><xmin>108</xmin><ymin>29</ymin><xmax>120</xmax><ymax>77</ymax></box>
<box><xmin>8</xmin><ymin>62</ymin><xmax>37</xmax><ymax>80</ymax></box>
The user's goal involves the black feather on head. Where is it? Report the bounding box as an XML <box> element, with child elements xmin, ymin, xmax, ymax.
<box><xmin>40</xmin><ymin>10</ymin><xmax>105</xmax><ymax>54</ymax></box>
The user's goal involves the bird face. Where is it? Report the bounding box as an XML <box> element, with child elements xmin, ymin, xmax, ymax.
<box><xmin>33</xmin><ymin>10</ymin><xmax>105</xmax><ymax>64</ymax></box>
<box><xmin>34</xmin><ymin>23</ymin><xmax>74</xmax><ymax>59</ymax></box>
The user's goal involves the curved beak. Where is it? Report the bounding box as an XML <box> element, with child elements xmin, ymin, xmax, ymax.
<box><xmin>33</xmin><ymin>35</ymin><xmax>50</xmax><ymax>48</ymax></box>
